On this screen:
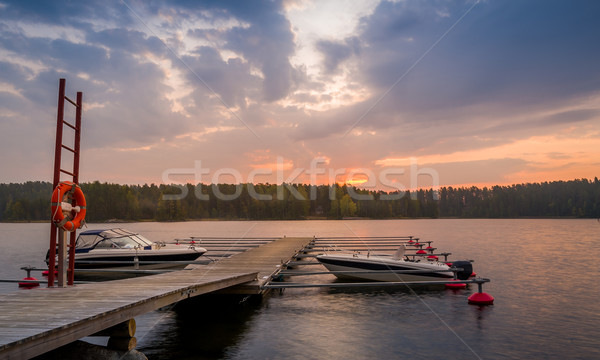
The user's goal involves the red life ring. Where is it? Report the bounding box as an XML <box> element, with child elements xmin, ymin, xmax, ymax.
<box><xmin>51</xmin><ymin>181</ymin><xmax>86</xmax><ymax>231</ymax></box>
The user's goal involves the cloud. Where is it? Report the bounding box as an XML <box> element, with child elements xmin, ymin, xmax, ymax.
<box><xmin>315</xmin><ymin>37</ymin><xmax>359</xmax><ymax>74</ymax></box>
<box><xmin>160</xmin><ymin>0</ymin><xmax>299</xmax><ymax>102</ymax></box>
<box><xmin>294</xmin><ymin>0</ymin><xmax>600</xmax><ymax>143</ymax></box>
<box><xmin>348</xmin><ymin>0</ymin><xmax>600</xmax><ymax>121</ymax></box>
<box><xmin>221</xmin><ymin>9</ymin><xmax>297</xmax><ymax>101</ymax></box>
<box><xmin>180</xmin><ymin>45</ymin><xmax>260</xmax><ymax>111</ymax></box>
<box><xmin>0</xmin><ymin>0</ymin><xmax>599</xmax><ymax>186</ymax></box>
<box><xmin>86</xmin><ymin>28</ymin><xmax>166</xmax><ymax>56</ymax></box>
<box><xmin>542</xmin><ymin>109</ymin><xmax>600</xmax><ymax>126</ymax></box>
<box><xmin>0</xmin><ymin>1</ymin><xmax>133</xmax><ymax>36</ymax></box>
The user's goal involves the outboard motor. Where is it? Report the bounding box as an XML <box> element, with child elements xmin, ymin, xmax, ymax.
<box><xmin>451</xmin><ymin>260</ymin><xmax>473</xmax><ymax>280</ymax></box>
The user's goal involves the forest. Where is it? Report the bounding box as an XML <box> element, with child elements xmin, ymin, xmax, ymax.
<box><xmin>0</xmin><ymin>178</ymin><xmax>599</xmax><ymax>222</ymax></box>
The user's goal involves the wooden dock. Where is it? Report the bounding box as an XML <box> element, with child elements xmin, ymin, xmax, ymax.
<box><xmin>194</xmin><ymin>236</ymin><xmax>312</xmax><ymax>294</ymax></box>
<box><xmin>0</xmin><ymin>236</ymin><xmax>311</xmax><ymax>359</ymax></box>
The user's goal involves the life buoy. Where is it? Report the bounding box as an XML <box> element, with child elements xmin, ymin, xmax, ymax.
<box><xmin>51</xmin><ymin>181</ymin><xmax>86</xmax><ymax>231</ymax></box>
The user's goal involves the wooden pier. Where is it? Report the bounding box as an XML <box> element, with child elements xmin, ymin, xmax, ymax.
<box><xmin>0</xmin><ymin>236</ymin><xmax>311</xmax><ymax>359</ymax></box>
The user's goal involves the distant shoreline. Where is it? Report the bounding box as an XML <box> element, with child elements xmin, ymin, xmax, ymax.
<box><xmin>1</xmin><ymin>215</ymin><xmax>588</xmax><ymax>224</ymax></box>
<box><xmin>3</xmin><ymin>179</ymin><xmax>599</xmax><ymax>221</ymax></box>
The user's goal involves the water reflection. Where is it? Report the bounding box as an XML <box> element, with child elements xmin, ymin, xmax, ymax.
<box><xmin>138</xmin><ymin>294</ymin><xmax>264</xmax><ymax>359</ymax></box>
<box><xmin>1</xmin><ymin>220</ymin><xmax>599</xmax><ymax>359</ymax></box>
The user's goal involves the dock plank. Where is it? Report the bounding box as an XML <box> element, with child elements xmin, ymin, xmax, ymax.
<box><xmin>0</xmin><ymin>236</ymin><xmax>311</xmax><ymax>359</ymax></box>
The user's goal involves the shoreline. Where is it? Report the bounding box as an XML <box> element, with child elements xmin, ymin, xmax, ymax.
<box><xmin>0</xmin><ymin>215</ymin><xmax>587</xmax><ymax>224</ymax></box>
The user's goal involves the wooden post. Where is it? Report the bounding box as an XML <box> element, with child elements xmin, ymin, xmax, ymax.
<box><xmin>57</xmin><ymin>229</ymin><xmax>68</xmax><ymax>287</ymax></box>
<box><xmin>107</xmin><ymin>336</ymin><xmax>137</xmax><ymax>352</ymax></box>
<box><xmin>90</xmin><ymin>318</ymin><xmax>138</xmax><ymax>352</ymax></box>
<box><xmin>90</xmin><ymin>319</ymin><xmax>136</xmax><ymax>338</ymax></box>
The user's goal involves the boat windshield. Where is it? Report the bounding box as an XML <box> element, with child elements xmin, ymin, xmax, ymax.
<box><xmin>75</xmin><ymin>234</ymin><xmax>98</xmax><ymax>249</ymax></box>
<box><xmin>75</xmin><ymin>229</ymin><xmax>154</xmax><ymax>250</ymax></box>
<box><xmin>94</xmin><ymin>236</ymin><xmax>142</xmax><ymax>249</ymax></box>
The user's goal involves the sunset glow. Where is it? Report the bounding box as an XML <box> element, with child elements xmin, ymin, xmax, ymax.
<box><xmin>0</xmin><ymin>1</ymin><xmax>598</xmax><ymax>187</ymax></box>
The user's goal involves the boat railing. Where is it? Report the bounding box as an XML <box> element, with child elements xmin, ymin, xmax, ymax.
<box><xmin>320</xmin><ymin>244</ymin><xmax>401</xmax><ymax>259</ymax></box>
<box><xmin>321</xmin><ymin>244</ymin><xmax>353</xmax><ymax>255</ymax></box>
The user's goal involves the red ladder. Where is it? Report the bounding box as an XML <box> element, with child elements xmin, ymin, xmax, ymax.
<box><xmin>48</xmin><ymin>78</ymin><xmax>83</xmax><ymax>287</ymax></box>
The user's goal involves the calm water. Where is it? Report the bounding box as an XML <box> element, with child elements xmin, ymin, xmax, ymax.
<box><xmin>1</xmin><ymin>219</ymin><xmax>599</xmax><ymax>359</ymax></box>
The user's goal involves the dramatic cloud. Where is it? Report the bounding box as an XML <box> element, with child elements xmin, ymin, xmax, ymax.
<box><xmin>316</xmin><ymin>37</ymin><xmax>359</xmax><ymax>74</ymax></box>
<box><xmin>0</xmin><ymin>0</ymin><xmax>599</xmax><ymax>187</ymax></box>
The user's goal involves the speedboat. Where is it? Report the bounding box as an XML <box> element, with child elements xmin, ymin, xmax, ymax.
<box><xmin>46</xmin><ymin>228</ymin><xmax>207</xmax><ymax>279</ymax></box>
<box><xmin>316</xmin><ymin>245</ymin><xmax>472</xmax><ymax>282</ymax></box>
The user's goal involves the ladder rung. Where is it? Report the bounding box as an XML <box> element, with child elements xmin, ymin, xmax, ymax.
<box><xmin>63</xmin><ymin>121</ymin><xmax>77</xmax><ymax>130</ymax></box>
<box><xmin>64</xmin><ymin>96</ymin><xmax>80</xmax><ymax>108</ymax></box>
<box><xmin>61</xmin><ymin>144</ymin><xmax>76</xmax><ymax>153</ymax></box>
<box><xmin>60</xmin><ymin>169</ymin><xmax>75</xmax><ymax>177</ymax></box>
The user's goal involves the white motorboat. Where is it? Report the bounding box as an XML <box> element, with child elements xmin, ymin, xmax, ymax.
<box><xmin>316</xmin><ymin>245</ymin><xmax>472</xmax><ymax>282</ymax></box>
<box><xmin>46</xmin><ymin>228</ymin><xmax>207</xmax><ymax>279</ymax></box>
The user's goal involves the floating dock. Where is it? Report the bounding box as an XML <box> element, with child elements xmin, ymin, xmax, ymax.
<box><xmin>0</xmin><ymin>236</ymin><xmax>311</xmax><ymax>359</ymax></box>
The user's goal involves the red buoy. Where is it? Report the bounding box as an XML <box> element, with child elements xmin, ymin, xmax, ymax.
<box><xmin>427</xmin><ymin>255</ymin><xmax>439</xmax><ymax>261</ymax></box>
<box><xmin>468</xmin><ymin>292</ymin><xmax>494</xmax><ymax>305</ymax></box>
<box><xmin>445</xmin><ymin>262</ymin><xmax>453</xmax><ymax>266</ymax></box>
<box><xmin>416</xmin><ymin>249</ymin><xmax>427</xmax><ymax>254</ymax></box>
<box><xmin>19</xmin><ymin>277</ymin><xmax>40</xmax><ymax>288</ymax></box>
<box><xmin>470</xmin><ymin>272</ymin><xmax>476</xmax><ymax>277</ymax></box>
<box><xmin>445</xmin><ymin>279</ymin><xmax>467</xmax><ymax>289</ymax></box>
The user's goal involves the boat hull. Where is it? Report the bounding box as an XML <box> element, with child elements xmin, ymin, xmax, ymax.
<box><xmin>74</xmin><ymin>249</ymin><xmax>204</xmax><ymax>269</ymax></box>
<box><xmin>73</xmin><ymin>246</ymin><xmax>205</xmax><ymax>281</ymax></box>
<box><xmin>316</xmin><ymin>254</ymin><xmax>454</xmax><ymax>282</ymax></box>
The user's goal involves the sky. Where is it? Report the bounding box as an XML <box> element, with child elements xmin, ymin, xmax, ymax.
<box><xmin>0</xmin><ymin>0</ymin><xmax>599</xmax><ymax>192</ymax></box>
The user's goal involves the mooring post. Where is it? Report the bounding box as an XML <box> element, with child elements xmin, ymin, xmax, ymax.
<box><xmin>57</xmin><ymin>229</ymin><xmax>68</xmax><ymax>287</ymax></box>
<box><xmin>467</xmin><ymin>278</ymin><xmax>494</xmax><ymax>305</ymax></box>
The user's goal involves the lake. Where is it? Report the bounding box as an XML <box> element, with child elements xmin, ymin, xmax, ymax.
<box><xmin>1</xmin><ymin>219</ymin><xmax>598</xmax><ymax>359</ymax></box>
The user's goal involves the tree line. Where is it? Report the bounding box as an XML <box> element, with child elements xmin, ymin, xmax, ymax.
<box><xmin>1</xmin><ymin>178</ymin><xmax>599</xmax><ymax>222</ymax></box>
